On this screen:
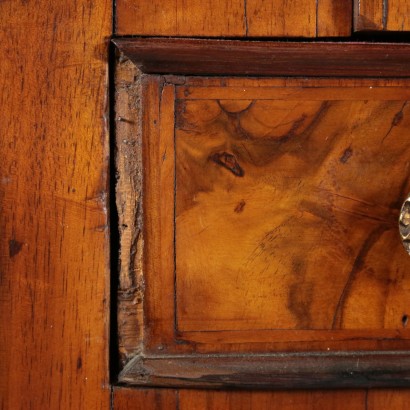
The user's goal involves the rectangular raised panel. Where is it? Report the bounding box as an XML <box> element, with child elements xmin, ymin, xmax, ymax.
<box><xmin>175</xmin><ymin>87</ymin><xmax>410</xmax><ymax>333</ymax></box>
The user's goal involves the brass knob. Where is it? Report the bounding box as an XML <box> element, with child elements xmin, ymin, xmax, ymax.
<box><xmin>400</xmin><ymin>195</ymin><xmax>410</xmax><ymax>254</ymax></box>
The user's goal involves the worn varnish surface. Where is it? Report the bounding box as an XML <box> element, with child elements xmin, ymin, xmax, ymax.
<box><xmin>115</xmin><ymin>0</ymin><xmax>352</xmax><ymax>37</ymax></box>
<box><xmin>0</xmin><ymin>0</ymin><xmax>111</xmax><ymax>408</ymax></box>
<box><xmin>354</xmin><ymin>0</ymin><xmax>410</xmax><ymax>31</ymax></box>
<box><xmin>175</xmin><ymin>86</ymin><xmax>410</xmax><ymax>334</ymax></box>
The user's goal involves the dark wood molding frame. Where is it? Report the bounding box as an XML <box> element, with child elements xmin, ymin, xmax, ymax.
<box><xmin>119</xmin><ymin>352</ymin><xmax>410</xmax><ymax>389</ymax></box>
<box><xmin>114</xmin><ymin>37</ymin><xmax>410</xmax><ymax>78</ymax></box>
<box><xmin>114</xmin><ymin>38</ymin><xmax>410</xmax><ymax>389</ymax></box>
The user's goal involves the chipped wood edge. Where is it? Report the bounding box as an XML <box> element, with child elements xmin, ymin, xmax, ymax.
<box><xmin>114</xmin><ymin>53</ymin><xmax>145</xmax><ymax>368</ymax></box>
<box><xmin>119</xmin><ymin>352</ymin><xmax>410</xmax><ymax>389</ymax></box>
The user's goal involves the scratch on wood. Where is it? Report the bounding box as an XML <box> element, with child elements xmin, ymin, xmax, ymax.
<box><xmin>382</xmin><ymin>101</ymin><xmax>407</xmax><ymax>143</ymax></box>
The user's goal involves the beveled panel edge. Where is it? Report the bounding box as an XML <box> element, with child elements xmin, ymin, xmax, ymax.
<box><xmin>119</xmin><ymin>351</ymin><xmax>410</xmax><ymax>389</ymax></box>
<box><xmin>113</xmin><ymin>38</ymin><xmax>410</xmax><ymax>78</ymax></box>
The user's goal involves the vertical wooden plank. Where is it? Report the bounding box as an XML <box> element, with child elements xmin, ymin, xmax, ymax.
<box><xmin>115</xmin><ymin>0</ymin><xmax>246</xmax><ymax>37</ymax></box>
<box><xmin>317</xmin><ymin>0</ymin><xmax>352</xmax><ymax>36</ymax></box>
<box><xmin>113</xmin><ymin>387</ymin><xmax>178</xmax><ymax>409</ymax></box>
<box><xmin>0</xmin><ymin>0</ymin><xmax>111</xmax><ymax>408</ymax></box>
<box><xmin>179</xmin><ymin>390</ymin><xmax>367</xmax><ymax>410</ymax></box>
<box><xmin>385</xmin><ymin>0</ymin><xmax>410</xmax><ymax>31</ymax></box>
<box><xmin>247</xmin><ymin>0</ymin><xmax>317</xmax><ymax>37</ymax></box>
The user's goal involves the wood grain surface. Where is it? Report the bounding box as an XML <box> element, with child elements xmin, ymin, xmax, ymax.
<box><xmin>175</xmin><ymin>86</ymin><xmax>410</xmax><ymax>334</ymax></box>
<box><xmin>113</xmin><ymin>387</ymin><xmax>177</xmax><ymax>409</ymax></box>
<box><xmin>179</xmin><ymin>390</ymin><xmax>367</xmax><ymax>410</ymax></box>
<box><xmin>114</xmin><ymin>38</ymin><xmax>410</xmax><ymax>78</ymax></box>
<box><xmin>0</xmin><ymin>0</ymin><xmax>111</xmax><ymax>408</ymax></box>
<box><xmin>354</xmin><ymin>0</ymin><xmax>410</xmax><ymax>31</ymax></box>
<box><xmin>115</xmin><ymin>0</ymin><xmax>352</xmax><ymax>37</ymax></box>
<box><xmin>386</xmin><ymin>0</ymin><xmax>410</xmax><ymax>30</ymax></box>
<box><xmin>112</xmin><ymin>387</ymin><xmax>410</xmax><ymax>410</ymax></box>
<box><xmin>4</xmin><ymin>0</ymin><xmax>410</xmax><ymax>404</ymax></box>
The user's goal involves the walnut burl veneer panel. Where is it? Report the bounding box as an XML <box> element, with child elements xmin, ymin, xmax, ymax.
<box><xmin>175</xmin><ymin>86</ymin><xmax>410</xmax><ymax>333</ymax></box>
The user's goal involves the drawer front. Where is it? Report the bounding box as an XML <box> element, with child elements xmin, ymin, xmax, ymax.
<box><xmin>115</xmin><ymin>40</ymin><xmax>410</xmax><ymax>388</ymax></box>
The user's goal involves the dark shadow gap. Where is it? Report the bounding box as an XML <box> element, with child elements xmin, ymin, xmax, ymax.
<box><xmin>109</xmin><ymin>40</ymin><xmax>121</xmax><ymax>385</ymax></box>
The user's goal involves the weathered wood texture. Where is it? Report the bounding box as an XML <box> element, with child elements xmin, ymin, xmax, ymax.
<box><xmin>114</xmin><ymin>38</ymin><xmax>410</xmax><ymax>78</ymax></box>
<box><xmin>0</xmin><ymin>0</ymin><xmax>111</xmax><ymax>408</ymax></box>
<box><xmin>354</xmin><ymin>0</ymin><xmax>410</xmax><ymax>31</ymax></box>
<box><xmin>115</xmin><ymin>0</ymin><xmax>352</xmax><ymax>37</ymax></box>
<box><xmin>113</xmin><ymin>387</ymin><xmax>177</xmax><ymax>409</ymax></box>
<box><xmin>115</xmin><ymin>57</ymin><xmax>144</xmax><ymax>368</ymax></box>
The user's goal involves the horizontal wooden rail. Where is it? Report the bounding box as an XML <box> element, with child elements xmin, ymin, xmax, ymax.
<box><xmin>120</xmin><ymin>352</ymin><xmax>410</xmax><ymax>389</ymax></box>
<box><xmin>114</xmin><ymin>38</ymin><xmax>410</xmax><ymax>77</ymax></box>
